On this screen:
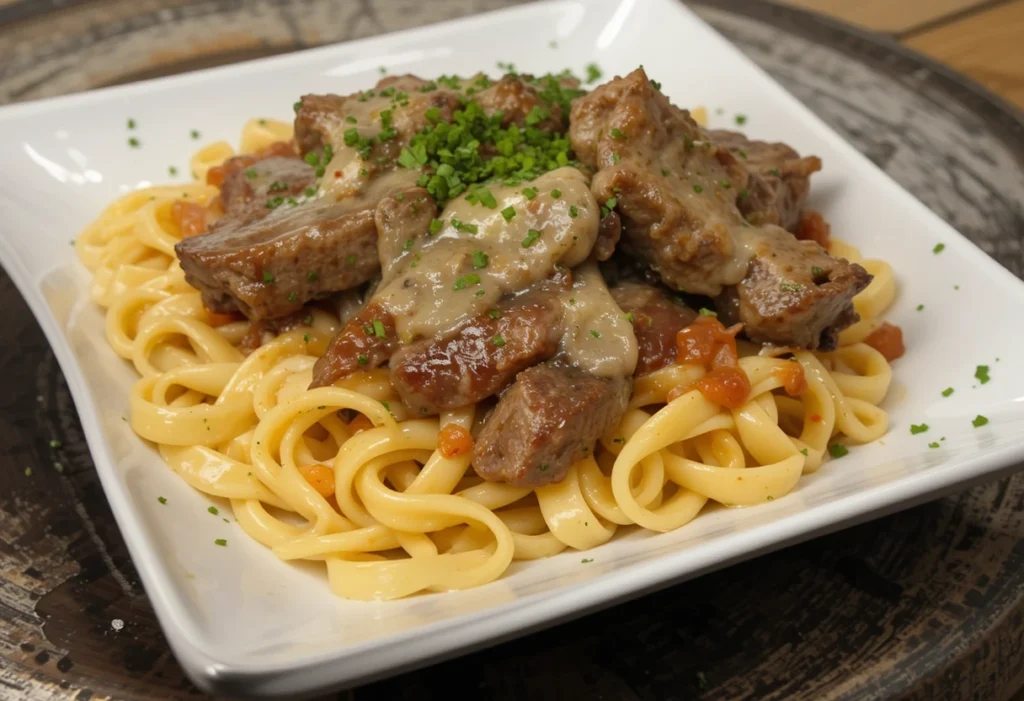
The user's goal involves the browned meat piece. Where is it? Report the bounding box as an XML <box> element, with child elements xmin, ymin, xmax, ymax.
<box><xmin>569</xmin><ymin>67</ymin><xmax>751</xmax><ymax>297</ymax></box>
<box><xmin>570</xmin><ymin>68</ymin><xmax>867</xmax><ymax>350</ymax></box>
<box><xmin>310</xmin><ymin>304</ymin><xmax>399</xmax><ymax>387</ymax></box>
<box><xmin>294</xmin><ymin>75</ymin><xmax>462</xmax><ymax>157</ymax></box>
<box><xmin>714</xmin><ymin>231</ymin><xmax>871</xmax><ymax>350</ymax></box>
<box><xmin>708</xmin><ymin>129</ymin><xmax>821</xmax><ymax>231</ymax></box>
<box><xmin>389</xmin><ymin>274</ymin><xmax>571</xmax><ymax>415</ymax></box>
<box><xmin>594</xmin><ymin>210</ymin><xmax>621</xmax><ymax>262</ymax></box>
<box><xmin>218</xmin><ymin>157</ymin><xmax>316</xmax><ymax>217</ymax></box>
<box><xmin>474</xmin><ymin>75</ymin><xmax>566</xmax><ymax>131</ymax></box>
<box><xmin>610</xmin><ymin>281</ymin><xmax>696</xmax><ymax>375</ymax></box>
<box><xmin>472</xmin><ymin>364</ymin><xmax>632</xmax><ymax>487</ymax></box>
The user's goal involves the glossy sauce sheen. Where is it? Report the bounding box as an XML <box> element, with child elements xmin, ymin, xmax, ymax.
<box><xmin>558</xmin><ymin>263</ymin><xmax>638</xmax><ymax>378</ymax></box>
<box><xmin>374</xmin><ymin>167</ymin><xmax>600</xmax><ymax>343</ymax></box>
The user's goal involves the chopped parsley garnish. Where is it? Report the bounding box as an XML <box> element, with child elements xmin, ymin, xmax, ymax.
<box><xmin>475</xmin><ymin>289</ymin><xmax>486</xmax><ymax>297</ymax></box>
<box><xmin>799</xmin><ymin>448</ymin><xmax>809</xmax><ymax>456</ymax></box>
<box><xmin>307</xmin><ymin>271</ymin><xmax>319</xmax><ymax>282</ymax></box>
<box><xmin>522</xmin><ymin>229</ymin><xmax>541</xmax><ymax>247</ymax></box>
<box><xmin>910</xmin><ymin>423</ymin><xmax>929</xmax><ymax>435</ymax></box>
<box><xmin>975</xmin><ymin>364</ymin><xmax>990</xmax><ymax>384</ymax></box>
<box><xmin>941</xmin><ymin>387</ymin><xmax>954</xmax><ymax>397</ymax></box>
<box><xmin>346</xmin><ymin>115</ymin><xmax>357</xmax><ymax>124</ymax></box>
<box><xmin>127</xmin><ymin>118</ymin><xmax>136</xmax><ymax>129</ymax></box>
<box><xmin>208</xmin><ymin>506</ymin><xmax>219</xmax><ymax>515</ymax></box>
<box><xmin>262</xmin><ymin>271</ymin><xmax>276</xmax><ymax>283</ymax></box>
<box><xmin>828</xmin><ymin>444</ymin><xmax>849</xmax><ymax>459</ymax></box>
<box><xmin>488</xmin><ymin>309</ymin><xmax>502</xmax><ymax>319</ymax></box>
<box><xmin>245</xmin><ymin>168</ymin><xmax>258</xmax><ymax>179</ymax></box>
<box><xmin>735</xmin><ymin>114</ymin><xmax>747</xmax><ymax>125</ymax></box>
<box><xmin>49</xmin><ymin>439</ymin><xmax>61</xmax><ymax>448</ymax></box>
<box><xmin>693</xmin><ymin>184</ymin><xmax>703</xmax><ymax>194</ymax></box>
<box><xmin>605</xmin><ymin>197</ymin><xmax>617</xmax><ymax>209</ymax></box>
<box><xmin>358</xmin><ymin>354</ymin><xmax>368</xmax><ymax>365</ymax></box>
<box><xmin>698</xmin><ymin>308</ymin><xmax>717</xmax><ymax>317</ymax></box>
<box><xmin>523</xmin><ymin>187</ymin><xmax>538</xmax><ymax>199</ymax></box>
<box><xmin>569</xmin><ymin>205</ymin><xmax>579</xmax><ymax>218</ymax></box>
<box><xmin>625</xmin><ymin>312</ymin><xmax>635</xmax><ymax>323</ymax></box>
<box><xmin>719</xmin><ymin>179</ymin><xmax>731</xmax><ymax>189</ymax></box>
<box><xmin>581</xmin><ymin>558</ymin><xmax>594</xmax><ymax>563</ymax></box>
<box><xmin>293</xmin><ymin>101</ymin><xmax>303</xmax><ymax>112</ymax></box>
<box><xmin>538</xmin><ymin>464</ymin><xmax>550</xmax><ymax>472</ymax></box>
<box><xmin>157</xmin><ymin>496</ymin><xmax>167</xmax><ymax>505</ymax></box>
<box><xmin>611</xmin><ymin>152</ymin><xmax>620</xmax><ymax>164</ymax></box>
<box><xmin>346</xmin><ymin>255</ymin><xmax>356</xmax><ymax>265</ymax></box>
<box><xmin>372</xmin><ymin>320</ymin><xmax>387</xmax><ymax>338</ymax></box>
<box><xmin>768</xmin><ymin>167</ymin><xmax>781</xmax><ymax>176</ymax></box>
<box><xmin>472</xmin><ymin>250</ymin><xmax>489</xmax><ymax>269</ymax></box>
<box><xmin>169</xmin><ymin>166</ymin><xmax>178</xmax><ymax>176</ymax></box>
<box><xmin>590</xmin><ymin>329</ymin><xmax>601</xmax><ymax>338</ymax></box>
<box><xmin>214</xmin><ymin>539</ymin><xmax>227</xmax><ymax>546</ymax></box>
<box><xmin>403</xmin><ymin>238</ymin><xmax>414</xmax><ymax>251</ymax></box>
<box><xmin>429</xmin><ymin>218</ymin><xmax>444</xmax><ymax>235</ymax></box>
<box><xmin>128</xmin><ymin>137</ymin><xmax>140</xmax><ymax>148</ymax></box>
<box><xmin>811</xmin><ymin>266</ymin><xmax>824</xmax><ymax>277</ymax></box>
<box><xmin>610</xmin><ymin>128</ymin><xmax>626</xmax><ymax>140</ymax></box>
<box><xmin>303</xmin><ymin>333</ymin><xmax>310</xmax><ymax>343</ymax></box>
<box><xmin>190</xmin><ymin>129</ymin><xmax>200</xmax><ymax>139</ymax></box>
<box><xmin>394</xmin><ymin>192</ymin><xmax>405</xmax><ymax>201</ymax></box>
<box><xmin>933</xmin><ymin>243</ymin><xmax>945</xmax><ymax>254</ymax></box>
<box><xmin>453</xmin><ymin>273</ymin><xmax>481</xmax><ymax>290</ymax></box>
<box><xmin>661</xmin><ymin>168</ymin><xmax>672</xmax><ymax>177</ymax></box>
<box><xmin>287</xmin><ymin>291</ymin><xmax>297</xmax><ymax>302</ymax></box>
<box><xmin>551</xmin><ymin>188</ymin><xmax>562</xmax><ymax>198</ymax></box>
<box><xmin>492</xmin><ymin>335</ymin><xmax>506</xmax><ymax>347</ymax></box>
<box><xmin>916</xmin><ymin>304</ymin><xmax>924</xmax><ymax>311</ymax></box>
<box><xmin>928</xmin><ymin>442</ymin><xmax>940</xmax><ymax>449</ymax></box>
<box><xmin>738</xmin><ymin>188</ymin><xmax>749</xmax><ymax>199</ymax></box>
<box><xmin>266</xmin><ymin>196</ymin><xmax>284</xmax><ymax>209</ymax></box>
<box><xmin>466</xmin><ymin>186</ymin><xmax>498</xmax><ymax>208</ymax></box>
<box><xmin>972</xmin><ymin>414</ymin><xmax>989</xmax><ymax>427</ymax></box>
<box><xmin>267</xmin><ymin>180</ymin><xmax>288</xmax><ymax>193</ymax></box>
<box><xmin>379</xmin><ymin>66</ymin><xmax>387</xmax><ymax>74</ymax></box>
<box><xmin>501</xmin><ymin>206</ymin><xmax>516</xmax><ymax>222</ymax></box>
<box><xmin>585</xmin><ymin>63</ymin><xmax>602</xmax><ymax>83</ymax></box>
<box><xmin>452</xmin><ymin>218</ymin><xmax>478</xmax><ymax>234</ymax></box>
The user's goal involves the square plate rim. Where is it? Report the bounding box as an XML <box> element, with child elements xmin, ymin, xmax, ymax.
<box><xmin>2</xmin><ymin>0</ymin><xmax>1023</xmax><ymax>695</ymax></box>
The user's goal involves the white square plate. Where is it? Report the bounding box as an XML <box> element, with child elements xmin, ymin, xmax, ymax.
<box><xmin>2</xmin><ymin>0</ymin><xmax>1023</xmax><ymax>696</ymax></box>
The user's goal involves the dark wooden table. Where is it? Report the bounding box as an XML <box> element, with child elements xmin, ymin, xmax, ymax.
<box><xmin>2</xmin><ymin>1</ymin><xmax>1023</xmax><ymax>699</ymax></box>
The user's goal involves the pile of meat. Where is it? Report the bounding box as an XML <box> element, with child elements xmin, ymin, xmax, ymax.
<box><xmin>174</xmin><ymin>68</ymin><xmax>872</xmax><ymax>489</ymax></box>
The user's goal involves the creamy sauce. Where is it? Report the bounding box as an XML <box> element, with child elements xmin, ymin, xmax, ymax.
<box><xmin>374</xmin><ymin>167</ymin><xmax>601</xmax><ymax>342</ymax></box>
<box><xmin>557</xmin><ymin>262</ymin><xmax>638</xmax><ymax>378</ymax></box>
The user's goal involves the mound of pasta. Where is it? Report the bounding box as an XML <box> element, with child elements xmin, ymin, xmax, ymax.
<box><xmin>76</xmin><ymin>67</ymin><xmax>900</xmax><ymax>600</ymax></box>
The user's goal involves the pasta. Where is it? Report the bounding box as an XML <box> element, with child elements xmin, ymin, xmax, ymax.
<box><xmin>76</xmin><ymin>109</ymin><xmax>897</xmax><ymax>601</ymax></box>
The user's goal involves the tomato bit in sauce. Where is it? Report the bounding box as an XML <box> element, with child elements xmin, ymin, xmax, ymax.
<box><xmin>864</xmin><ymin>322</ymin><xmax>905</xmax><ymax>362</ymax></box>
<box><xmin>773</xmin><ymin>362</ymin><xmax>807</xmax><ymax>396</ymax></box>
<box><xmin>668</xmin><ymin>316</ymin><xmax>752</xmax><ymax>408</ymax></box>
<box><xmin>171</xmin><ymin>200</ymin><xmax>209</xmax><ymax>238</ymax></box>
<box><xmin>438</xmin><ymin>423</ymin><xmax>474</xmax><ymax>458</ymax></box>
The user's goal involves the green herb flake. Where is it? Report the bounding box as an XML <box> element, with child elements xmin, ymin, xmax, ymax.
<box><xmin>610</xmin><ymin>128</ymin><xmax>626</xmax><ymax>140</ymax></box>
<box><xmin>590</xmin><ymin>329</ymin><xmax>602</xmax><ymax>338</ymax></box>
<box><xmin>941</xmin><ymin>387</ymin><xmax>954</xmax><ymax>397</ymax></box>
<box><xmin>523</xmin><ymin>187</ymin><xmax>538</xmax><ymax>200</ymax></box>
<box><xmin>693</xmin><ymin>184</ymin><xmax>704</xmax><ymax>194</ymax></box>
<box><xmin>287</xmin><ymin>291</ymin><xmax>298</xmax><ymax>302</ymax></box>
<box><xmin>501</xmin><ymin>206</ymin><xmax>516</xmax><ymax>222</ymax></box>
<box><xmin>928</xmin><ymin>442</ymin><xmax>940</xmax><ymax>449</ymax></box>
<box><xmin>357</xmin><ymin>354</ymin><xmax>368</xmax><ymax>366</ymax></box>
<box><xmin>581</xmin><ymin>558</ymin><xmax>594</xmax><ymax>563</ymax></box>
<box><xmin>972</xmin><ymin>414</ymin><xmax>989</xmax><ymax>428</ymax></box>
<box><xmin>157</xmin><ymin>496</ymin><xmax>167</xmax><ymax>505</ymax></box>
<box><xmin>429</xmin><ymin>218</ymin><xmax>444</xmax><ymax>235</ymax></box>
<box><xmin>214</xmin><ymin>538</ymin><xmax>227</xmax><ymax>547</ymax></box>
<box><xmin>828</xmin><ymin>443</ymin><xmax>849</xmax><ymax>459</ymax></box>
<box><xmin>916</xmin><ymin>304</ymin><xmax>924</xmax><ymax>311</ymax></box>
<box><xmin>811</xmin><ymin>266</ymin><xmax>824</xmax><ymax>277</ymax></box>
<box><xmin>933</xmin><ymin>243</ymin><xmax>945</xmax><ymax>254</ymax></box>
<box><xmin>208</xmin><ymin>506</ymin><xmax>219</xmax><ymax>515</ymax></box>
<box><xmin>975</xmin><ymin>364</ymin><xmax>990</xmax><ymax>384</ymax></box>
<box><xmin>799</xmin><ymin>448</ymin><xmax>809</xmax><ymax>456</ymax></box>
<box><xmin>551</xmin><ymin>188</ymin><xmax>562</xmax><ymax>198</ymax></box>
<box><xmin>190</xmin><ymin>129</ymin><xmax>200</xmax><ymax>140</ymax></box>
<box><xmin>769</xmin><ymin>167</ymin><xmax>781</xmax><ymax>177</ymax></box>
<box><xmin>262</xmin><ymin>271</ymin><xmax>276</xmax><ymax>283</ymax></box>
<box><xmin>372</xmin><ymin>320</ymin><xmax>387</xmax><ymax>338</ymax></box>
<box><xmin>128</xmin><ymin>137</ymin><xmax>140</xmax><ymax>148</ymax></box>
<box><xmin>488</xmin><ymin>309</ymin><xmax>502</xmax><ymax>319</ymax></box>
<box><xmin>127</xmin><ymin>118</ymin><xmax>136</xmax><ymax>129</ymax></box>
<box><xmin>661</xmin><ymin>168</ymin><xmax>672</xmax><ymax>177</ymax></box>
<box><xmin>735</xmin><ymin>114</ymin><xmax>747</xmax><ymax>125</ymax></box>
<box><xmin>585</xmin><ymin>63</ymin><xmax>602</xmax><ymax>83</ymax></box>
<box><xmin>611</xmin><ymin>152</ymin><xmax>620</xmax><ymax>164</ymax></box>
<box><xmin>698</xmin><ymin>308</ymin><xmax>717</xmax><ymax>317</ymax></box>
<box><xmin>49</xmin><ymin>439</ymin><xmax>61</xmax><ymax>449</ymax></box>
<box><xmin>569</xmin><ymin>205</ymin><xmax>579</xmax><ymax>218</ymax></box>
<box><xmin>169</xmin><ymin>166</ymin><xmax>178</xmax><ymax>176</ymax></box>
<box><xmin>625</xmin><ymin>312</ymin><xmax>635</xmax><ymax>323</ymax></box>
<box><xmin>453</xmin><ymin>273</ymin><xmax>481</xmax><ymax>290</ymax></box>
<box><xmin>472</xmin><ymin>250</ymin><xmax>489</xmax><ymax>269</ymax></box>
<box><xmin>492</xmin><ymin>335</ymin><xmax>506</xmax><ymax>347</ymax></box>
<box><xmin>910</xmin><ymin>423</ymin><xmax>929</xmax><ymax>435</ymax></box>
<box><xmin>521</xmin><ymin>229</ymin><xmax>541</xmax><ymax>248</ymax></box>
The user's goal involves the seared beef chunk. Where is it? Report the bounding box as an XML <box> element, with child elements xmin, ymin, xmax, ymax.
<box><xmin>310</xmin><ymin>303</ymin><xmax>399</xmax><ymax>387</ymax></box>
<box><xmin>294</xmin><ymin>75</ymin><xmax>462</xmax><ymax>157</ymax></box>
<box><xmin>472</xmin><ymin>363</ymin><xmax>632</xmax><ymax>487</ymax></box>
<box><xmin>595</xmin><ymin>210</ymin><xmax>622</xmax><ymax>262</ymax></box>
<box><xmin>176</xmin><ymin>188</ymin><xmax>430</xmax><ymax>320</ymax></box>
<box><xmin>474</xmin><ymin>74</ymin><xmax>567</xmax><ymax>131</ymax></box>
<box><xmin>610</xmin><ymin>282</ymin><xmax>696</xmax><ymax>375</ymax></box>
<box><xmin>569</xmin><ymin>68</ymin><xmax>869</xmax><ymax>349</ymax></box>
<box><xmin>714</xmin><ymin>231</ymin><xmax>871</xmax><ymax>350</ymax></box>
<box><xmin>218</xmin><ymin>157</ymin><xmax>316</xmax><ymax>218</ymax></box>
<box><xmin>708</xmin><ymin>129</ymin><xmax>821</xmax><ymax>231</ymax></box>
<box><xmin>389</xmin><ymin>274</ymin><xmax>571</xmax><ymax>415</ymax></box>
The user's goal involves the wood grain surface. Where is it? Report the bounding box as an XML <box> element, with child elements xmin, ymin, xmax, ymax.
<box><xmin>0</xmin><ymin>1</ymin><xmax>1023</xmax><ymax>700</ymax></box>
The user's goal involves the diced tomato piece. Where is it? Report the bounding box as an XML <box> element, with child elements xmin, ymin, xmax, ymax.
<box><xmin>864</xmin><ymin>322</ymin><xmax>905</xmax><ymax>362</ymax></box>
<box><xmin>438</xmin><ymin>423</ymin><xmax>473</xmax><ymax>458</ymax></box>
